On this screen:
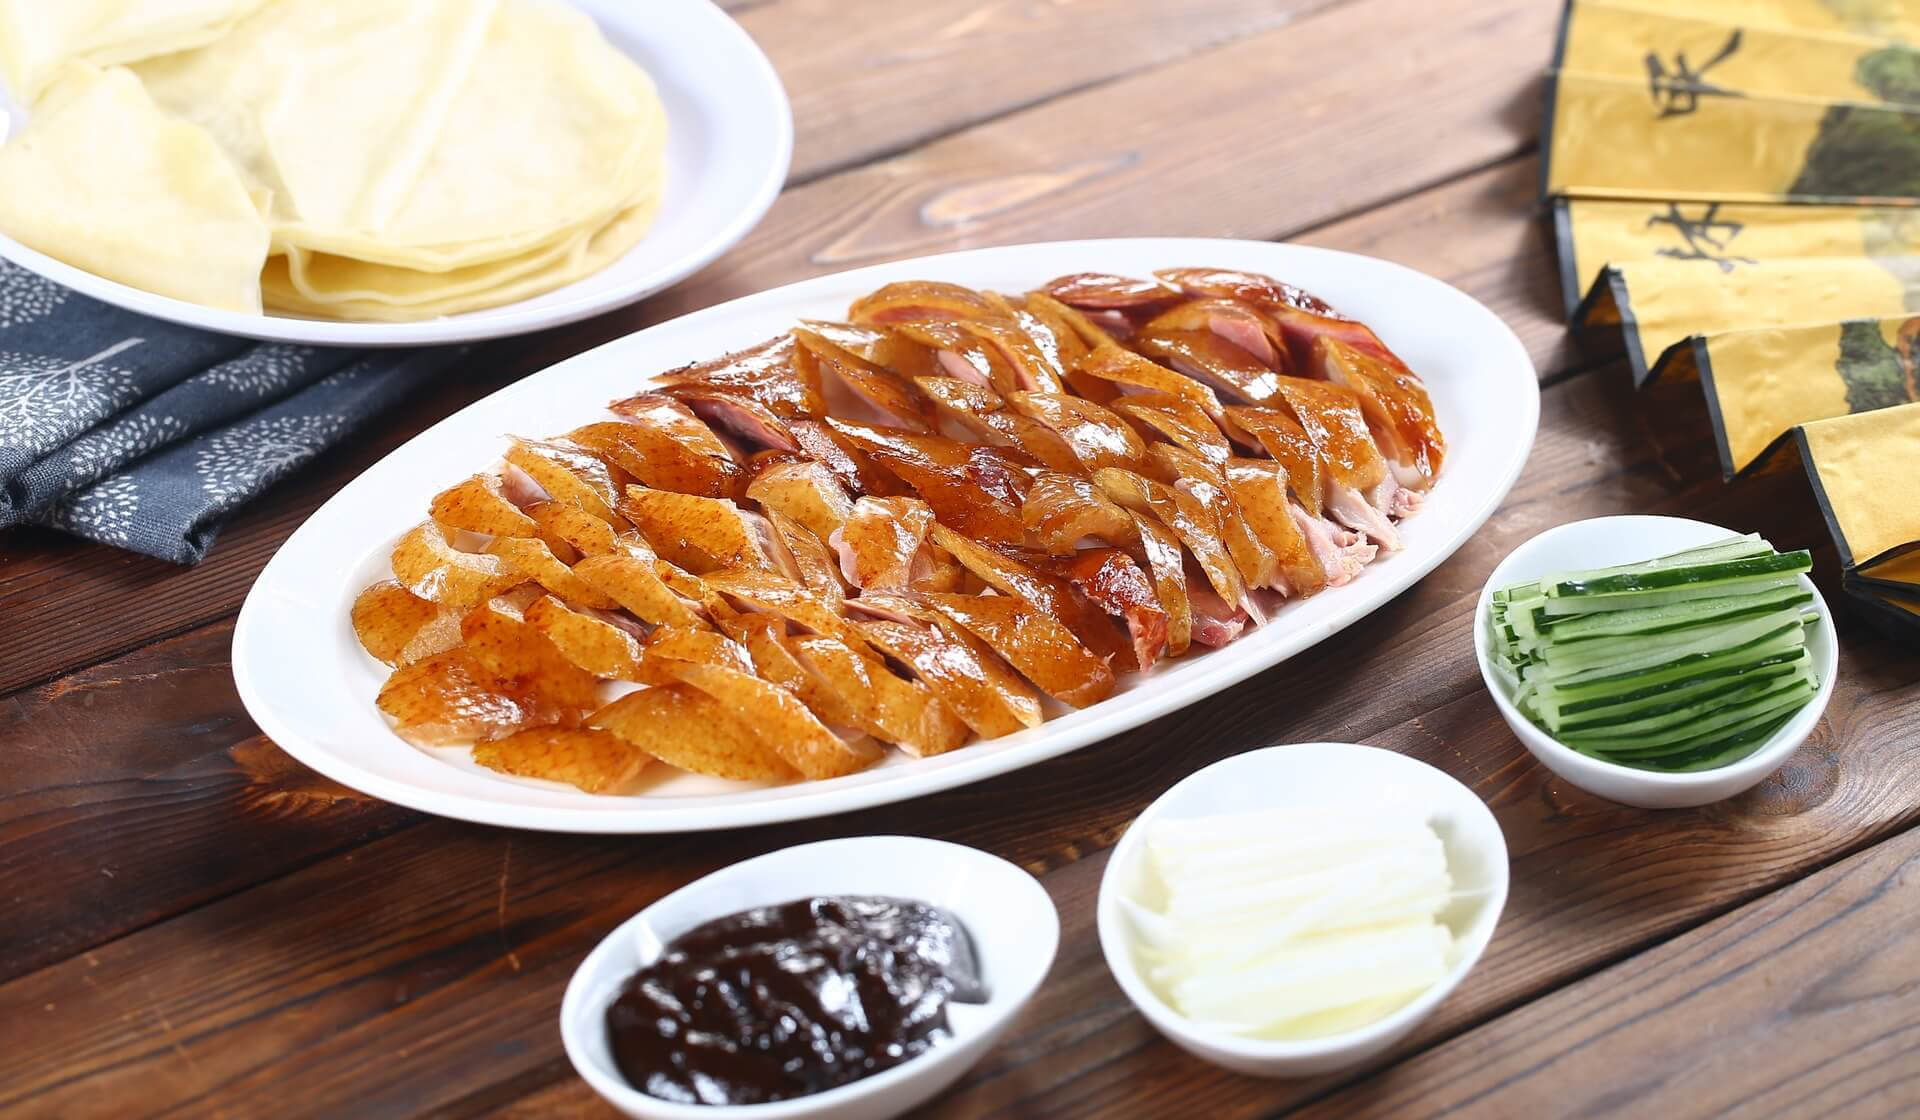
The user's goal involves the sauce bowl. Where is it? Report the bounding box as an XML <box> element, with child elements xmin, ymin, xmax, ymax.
<box><xmin>1096</xmin><ymin>743</ymin><xmax>1509</xmax><ymax>1078</ymax></box>
<box><xmin>561</xmin><ymin>835</ymin><xmax>1059</xmax><ymax>1120</ymax></box>
<box><xmin>1475</xmin><ymin>515</ymin><xmax>1838</xmax><ymax>809</ymax></box>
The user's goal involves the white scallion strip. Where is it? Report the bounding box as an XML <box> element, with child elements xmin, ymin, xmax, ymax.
<box><xmin>1135</xmin><ymin>801</ymin><xmax>1458</xmax><ymax>1038</ymax></box>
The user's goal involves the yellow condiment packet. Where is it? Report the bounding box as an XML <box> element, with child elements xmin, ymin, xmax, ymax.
<box><xmin>1797</xmin><ymin>401</ymin><xmax>1920</xmax><ymax>570</ymax></box>
<box><xmin>1575</xmin><ymin>256</ymin><xmax>1920</xmax><ymax>383</ymax></box>
<box><xmin>1606</xmin><ymin>0</ymin><xmax>1920</xmax><ymax>40</ymax></box>
<box><xmin>1554</xmin><ymin>197</ymin><xmax>1920</xmax><ymax>317</ymax></box>
<box><xmin>1544</xmin><ymin>70</ymin><xmax>1920</xmax><ymax>204</ymax></box>
<box><xmin>1558</xmin><ymin>1</ymin><xmax>1920</xmax><ymax>107</ymax></box>
<box><xmin>1652</xmin><ymin>317</ymin><xmax>1918</xmax><ymax>477</ymax></box>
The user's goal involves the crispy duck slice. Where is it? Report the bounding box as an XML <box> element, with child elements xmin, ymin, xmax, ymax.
<box><xmin>1141</xmin><ymin>297</ymin><xmax>1288</xmax><ymax>371</ymax></box>
<box><xmin>571</xmin><ymin>534</ymin><xmax>712</xmax><ymax>630</ymax></box>
<box><xmin>472</xmin><ymin>727</ymin><xmax>650</xmax><ymax>793</ymax></box>
<box><xmin>800</xmin><ymin>320</ymin><xmax>946</xmax><ymax>380</ymax></box>
<box><xmin>745</xmin><ymin>458</ymin><xmax>854</xmax><ymax>541</ymax></box>
<box><xmin>950</xmin><ymin>317</ymin><xmax>1067</xmax><ymax>394</ymax></box>
<box><xmin>697</xmin><ymin>568</ymin><xmax>872</xmax><ymax>652</ymax></box>
<box><xmin>1131</xmin><ymin>326</ymin><xmax>1283</xmax><ymax>404</ymax></box>
<box><xmin>1094</xmin><ymin>466</ymin><xmax>1258</xmax><ymax>624</ymax></box>
<box><xmin>764</xmin><ymin>509</ymin><xmax>847</xmax><ymax>597</ymax></box>
<box><xmin>792</xmin><ymin>327</ymin><xmax>939</xmax><ymax>433</ymax></box>
<box><xmin>390</xmin><ymin>521</ymin><xmax>519</xmax><ymax>608</ymax></box>
<box><xmin>849</xmin><ymin>594</ymin><xmax>1044</xmax><ymax>739</ymax></box>
<box><xmin>524</xmin><ymin>594</ymin><xmax>647</xmax><ymax>680</ymax></box>
<box><xmin>654</xmin><ymin>656</ymin><xmax>882</xmax><ymax>781</ymax></box>
<box><xmin>504</xmin><ymin>437</ymin><xmax>631</xmax><ymax>530</ymax></box>
<box><xmin>914</xmin><ymin>376</ymin><xmax>1082</xmax><ymax>472</ymax></box>
<box><xmin>888</xmin><ymin>319</ymin><xmax>1012</xmax><ymax>391</ymax></box>
<box><xmin>377</xmin><ymin>647</ymin><xmax>572</xmax><ymax>747</ymax></box>
<box><xmin>1122</xmin><ymin>512</ymin><xmax>1192</xmax><ymax>656</ymax></box>
<box><xmin>1110</xmin><ymin>392</ymin><xmax>1233</xmax><ymax>467</ymax></box>
<box><xmin>579</xmin><ymin>395</ymin><xmax>742</xmax><ymax>499</ymax></box>
<box><xmin>1021</xmin><ymin>470</ymin><xmax>1136</xmax><ymax>556</ymax></box>
<box><xmin>1026</xmin><ymin>291</ymin><xmax>1126</xmax><ymax>351</ymax></box>
<box><xmin>665</xmin><ymin>387</ymin><xmax>801</xmax><ymax>453</ymax></box>
<box><xmin>730</xmin><ymin>615</ymin><xmax>868</xmax><ymax>730</ymax></box>
<box><xmin>785</xmin><ymin>632</ymin><xmax>971</xmax><ymax>758</ymax></box>
<box><xmin>916</xmin><ymin>591</ymin><xmax>1115</xmax><ymax>709</ymax></box>
<box><xmin>1220</xmin><ymin>458</ymin><xmax>1328</xmax><ymax>598</ymax></box>
<box><xmin>1041</xmin><ymin>547</ymin><xmax>1170</xmax><ymax>670</ymax></box>
<box><xmin>1003</xmin><ymin>297</ymin><xmax>1089</xmax><ymax>372</ymax></box>
<box><xmin>1007</xmin><ymin>391</ymin><xmax>1150</xmax><ymax>474</ymax></box>
<box><xmin>430</xmin><ymin>473</ymin><xmax>540</xmax><ymax>537</ymax></box>
<box><xmin>590</xmin><ymin>683</ymin><xmax>799</xmax><ymax>783</ymax></box>
<box><xmin>788</xmin><ymin>418</ymin><xmax>907</xmax><ymax>497</ymax></box>
<box><xmin>1312</xmin><ymin>336</ymin><xmax>1445</xmax><ymax>491</ymax></box>
<box><xmin>1148</xmin><ymin>443</ymin><xmax>1282</xmax><ymax>595</ymax></box>
<box><xmin>1223</xmin><ymin>404</ymin><xmax>1326</xmax><ymax>519</ymax></box>
<box><xmin>1041</xmin><ymin>272</ymin><xmax>1183</xmax><ymax>314</ymax></box>
<box><xmin>1155</xmin><ymin>266</ymin><xmax>1405</xmax><ymax>373</ymax></box>
<box><xmin>1074</xmin><ymin>343</ymin><xmax>1225</xmax><ymax>421</ymax></box>
<box><xmin>654</xmin><ymin>333</ymin><xmax>824</xmax><ymax>418</ymax></box>
<box><xmin>352</xmin><ymin>580</ymin><xmax>462</xmax><ymax>667</ymax></box>
<box><xmin>1271</xmin><ymin>376</ymin><xmax>1401</xmax><ymax>551</ymax></box>
<box><xmin>833</xmin><ymin>495</ymin><xmax>937</xmax><ymax>591</ymax></box>
<box><xmin>460</xmin><ymin>595</ymin><xmax>604</xmax><ymax>714</ymax></box>
<box><xmin>927</xmin><ymin>524</ymin><xmax>1136</xmax><ymax>671</ymax></box>
<box><xmin>849</xmin><ymin>280</ymin><xmax>1004</xmax><ymax>324</ymax></box>
<box><xmin>524</xmin><ymin>499</ymin><xmax>618</xmax><ymax>557</ymax></box>
<box><xmin>618</xmin><ymin>485</ymin><xmax>788</xmax><ymax>575</ymax></box>
<box><xmin>823</xmin><ymin>418</ymin><xmax>1031</xmax><ymax>544</ymax></box>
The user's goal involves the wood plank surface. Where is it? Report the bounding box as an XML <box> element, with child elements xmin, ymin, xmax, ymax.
<box><xmin>744</xmin><ymin>0</ymin><xmax>1335</xmax><ymax>182</ymax></box>
<box><xmin>1291</xmin><ymin>822</ymin><xmax>1920</xmax><ymax>1119</ymax></box>
<box><xmin>5</xmin><ymin>363</ymin><xmax>1916</xmax><ymax>1117</ymax></box>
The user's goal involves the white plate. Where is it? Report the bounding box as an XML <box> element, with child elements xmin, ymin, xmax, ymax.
<box><xmin>232</xmin><ymin>237</ymin><xmax>1541</xmax><ymax>833</ymax></box>
<box><xmin>561</xmin><ymin>836</ymin><xmax>1059</xmax><ymax>1119</ymax></box>
<box><xmin>0</xmin><ymin>0</ymin><xmax>791</xmax><ymax>347</ymax></box>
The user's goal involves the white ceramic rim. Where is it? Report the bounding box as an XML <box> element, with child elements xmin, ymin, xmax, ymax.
<box><xmin>231</xmin><ymin>236</ymin><xmax>1542</xmax><ymax>833</ymax></box>
<box><xmin>0</xmin><ymin>0</ymin><xmax>793</xmax><ymax>347</ymax></box>
<box><xmin>1093</xmin><ymin>742</ymin><xmax>1511</xmax><ymax>1062</ymax></box>
<box><xmin>1472</xmin><ymin>514</ymin><xmax>1840</xmax><ymax>790</ymax></box>
<box><xmin>558</xmin><ymin>835</ymin><xmax>1061</xmax><ymax>1119</ymax></box>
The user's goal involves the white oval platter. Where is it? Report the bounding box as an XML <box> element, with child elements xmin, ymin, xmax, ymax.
<box><xmin>232</xmin><ymin>237</ymin><xmax>1540</xmax><ymax>832</ymax></box>
<box><xmin>0</xmin><ymin>0</ymin><xmax>791</xmax><ymax>347</ymax></box>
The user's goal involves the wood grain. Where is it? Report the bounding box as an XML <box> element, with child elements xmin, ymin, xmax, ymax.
<box><xmin>742</xmin><ymin>0</ymin><xmax>1339</xmax><ymax>182</ymax></box>
<box><xmin>5</xmin><ymin>367</ymin><xmax>1916</xmax><ymax>1117</ymax></box>
<box><xmin>1290</xmin><ymin>822</ymin><xmax>1920</xmax><ymax>1119</ymax></box>
<box><xmin>0</xmin><ymin>622</ymin><xmax>418</xmax><ymax>982</ymax></box>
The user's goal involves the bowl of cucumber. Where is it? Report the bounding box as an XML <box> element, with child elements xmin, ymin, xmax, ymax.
<box><xmin>1475</xmin><ymin>515</ymin><xmax>1837</xmax><ymax>809</ymax></box>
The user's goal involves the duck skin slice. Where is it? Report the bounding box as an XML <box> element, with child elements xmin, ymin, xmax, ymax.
<box><xmin>654</xmin><ymin>333</ymin><xmax>824</xmax><ymax>418</ymax></box>
<box><xmin>915</xmin><ymin>591</ymin><xmax>1115</xmax><ymax>709</ymax></box>
<box><xmin>823</xmin><ymin>418</ymin><xmax>1031</xmax><ymax>544</ymax></box>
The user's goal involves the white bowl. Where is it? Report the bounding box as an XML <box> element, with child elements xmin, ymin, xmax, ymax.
<box><xmin>1095</xmin><ymin>743</ymin><xmax>1509</xmax><ymax>1079</ymax></box>
<box><xmin>0</xmin><ymin>0</ymin><xmax>792</xmax><ymax>346</ymax></box>
<box><xmin>560</xmin><ymin>836</ymin><xmax>1059</xmax><ymax>1120</ymax></box>
<box><xmin>1474</xmin><ymin>515</ymin><xmax>1839</xmax><ymax>809</ymax></box>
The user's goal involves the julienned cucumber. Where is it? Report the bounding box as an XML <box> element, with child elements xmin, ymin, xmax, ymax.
<box><xmin>1488</xmin><ymin>533</ymin><xmax>1821</xmax><ymax>773</ymax></box>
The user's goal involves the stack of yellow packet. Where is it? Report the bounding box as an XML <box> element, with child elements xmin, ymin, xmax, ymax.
<box><xmin>1544</xmin><ymin>0</ymin><xmax>1920</xmax><ymax>638</ymax></box>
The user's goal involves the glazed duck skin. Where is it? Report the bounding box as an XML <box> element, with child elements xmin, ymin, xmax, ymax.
<box><xmin>353</xmin><ymin>266</ymin><xmax>1444</xmax><ymax>792</ymax></box>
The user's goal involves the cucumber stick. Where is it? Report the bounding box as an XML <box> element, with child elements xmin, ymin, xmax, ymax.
<box><xmin>1489</xmin><ymin>534</ymin><xmax>1820</xmax><ymax>773</ymax></box>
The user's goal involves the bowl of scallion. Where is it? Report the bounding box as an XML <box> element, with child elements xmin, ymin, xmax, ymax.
<box><xmin>1475</xmin><ymin>515</ymin><xmax>1837</xmax><ymax>809</ymax></box>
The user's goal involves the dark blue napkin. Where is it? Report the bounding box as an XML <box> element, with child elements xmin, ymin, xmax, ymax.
<box><xmin>0</xmin><ymin>259</ymin><xmax>463</xmax><ymax>563</ymax></box>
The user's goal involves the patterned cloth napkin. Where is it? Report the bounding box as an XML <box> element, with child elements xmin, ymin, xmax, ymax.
<box><xmin>0</xmin><ymin>260</ymin><xmax>463</xmax><ymax>564</ymax></box>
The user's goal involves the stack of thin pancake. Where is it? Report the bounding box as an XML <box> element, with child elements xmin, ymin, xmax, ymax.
<box><xmin>0</xmin><ymin>0</ymin><xmax>667</xmax><ymax>319</ymax></box>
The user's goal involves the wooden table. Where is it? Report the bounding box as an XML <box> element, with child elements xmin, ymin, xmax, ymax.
<box><xmin>4</xmin><ymin>1</ymin><xmax>1918</xmax><ymax>1115</ymax></box>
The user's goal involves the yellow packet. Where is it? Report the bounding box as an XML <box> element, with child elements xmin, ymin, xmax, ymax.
<box><xmin>1590</xmin><ymin>0</ymin><xmax>1920</xmax><ymax>41</ymax></box>
<box><xmin>1797</xmin><ymin>401</ymin><xmax>1920</xmax><ymax>574</ymax></box>
<box><xmin>1554</xmin><ymin>197</ymin><xmax>1920</xmax><ymax>316</ymax></box>
<box><xmin>1558</xmin><ymin>1</ymin><xmax>1920</xmax><ymax>107</ymax></box>
<box><xmin>1543</xmin><ymin>70</ymin><xmax>1920</xmax><ymax>203</ymax></box>
<box><xmin>1653</xmin><ymin>317</ymin><xmax>1920</xmax><ymax>476</ymax></box>
<box><xmin>1575</xmin><ymin>255</ymin><xmax>1920</xmax><ymax>382</ymax></box>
